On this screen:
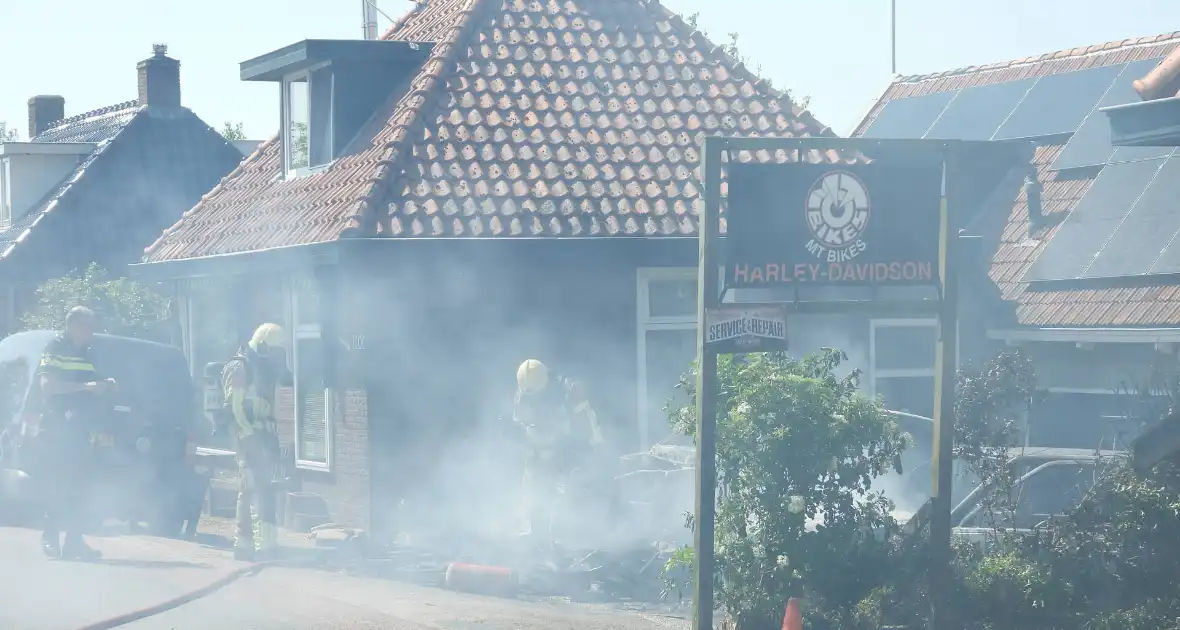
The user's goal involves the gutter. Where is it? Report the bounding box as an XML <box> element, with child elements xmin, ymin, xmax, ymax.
<box><xmin>988</xmin><ymin>327</ymin><xmax>1180</xmax><ymax>344</ymax></box>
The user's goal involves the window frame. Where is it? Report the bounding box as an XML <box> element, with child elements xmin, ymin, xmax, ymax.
<box><xmin>291</xmin><ymin>289</ymin><xmax>332</xmax><ymax>471</ymax></box>
<box><xmin>280</xmin><ymin>62</ymin><xmax>335</xmax><ymax>179</ymax></box>
<box><xmin>636</xmin><ymin>268</ymin><xmax>698</xmax><ymax>451</ymax></box>
<box><xmin>869</xmin><ymin>317</ymin><xmax>961</xmax><ymax>417</ymax></box>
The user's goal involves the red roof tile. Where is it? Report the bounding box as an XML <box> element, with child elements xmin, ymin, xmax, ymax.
<box><xmin>853</xmin><ymin>33</ymin><xmax>1180</xmax><ymax>328</ymax></box>
<box><xmin>144</xmin><ymin>0</ymin><xmax>843</xmax><ymax>261</ymax></box>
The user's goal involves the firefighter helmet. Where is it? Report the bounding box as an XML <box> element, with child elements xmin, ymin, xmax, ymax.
<box><xmin>516</xmin><ymin>359</ymin><xmax>549</xmax><ymax>392</ymax></box>
<box><xmin>249</xmin><ymin>323</ymin><xmax>287</xmax><ymax>351</ymax></box>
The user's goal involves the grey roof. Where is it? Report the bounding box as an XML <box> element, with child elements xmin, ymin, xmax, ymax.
<box><xmin>0</xmin><ymin>101</ymin><xmax>142</xmax><ymax>257</ymax></box>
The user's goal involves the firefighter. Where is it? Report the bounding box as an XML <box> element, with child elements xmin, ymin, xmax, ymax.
<box><xmin>222</xmin><ymin>323</ymin><xmax>287</xmax><ymax>561</ymax></box>
<box><xmin>513</xmin><ymin>359</ymin><xmax>604</xmax><ymax>537</ymax></box>
<box><xmin>36</xmin><ymin>306</ymin><xmax>112</xmax><ymax>559</ymax></box>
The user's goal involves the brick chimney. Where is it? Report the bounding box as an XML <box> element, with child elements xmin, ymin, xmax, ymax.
<box><xmin>27</xmin><ymin>95</ymin><xmax>65</xmax><ymax>139</ymax></box>
<box><xmin>137</xmin><ymin>44</ymin><xmax>181</xmax><ymax>108</ymax></box>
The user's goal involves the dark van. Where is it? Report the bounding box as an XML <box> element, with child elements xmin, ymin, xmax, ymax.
<box><xmin>0</xmin><ymin>331</ymin><xmax>206</xmax><ymax>537</ymax></box>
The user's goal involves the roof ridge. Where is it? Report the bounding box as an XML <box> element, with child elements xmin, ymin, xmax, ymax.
<box><xmin>897</xmin><ymin>31</ymin><xmax>1180</xmax><ymax>84</ymax></box>
<box><xmin>44</xmin><ymin>100</ymin><xmax>140</xmax><ymax>135</ymax></box>
<box><xmin>379</xmin><ymin>0</ymin><xmax>429</xmax><ymax>40</ymax></box>
<box><xmin>645</xmin><ymin>0</ymin><xmax>831</xmax><ymax>135</ymax></box>
<box><xmin>344</xmin><ymin>0</ymin><xmax>491</xmax><ymax>237</ymax></box>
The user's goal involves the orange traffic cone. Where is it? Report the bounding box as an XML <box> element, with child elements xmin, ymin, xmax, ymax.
<box><xmin>782</xmin><ymin>597</ymin><xmax>803</xmax><ymax>630</ymax></box>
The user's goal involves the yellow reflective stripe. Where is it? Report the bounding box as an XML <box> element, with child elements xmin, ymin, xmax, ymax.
<box><xmin>40</xmin><ymin>356</ymin><xmax>96</xmax><ymax>371</ymax></box>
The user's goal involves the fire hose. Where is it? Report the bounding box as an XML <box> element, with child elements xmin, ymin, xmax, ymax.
<box><xmin>70</xmin><ymin>555</ymin><xmax>325</xmax><ymax>630</ymax></box>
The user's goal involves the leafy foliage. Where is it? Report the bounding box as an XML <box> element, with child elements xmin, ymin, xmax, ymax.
<box><xmin>0</xmin><ymin>121</ymin><xmax>19</xmax><ymax>142</ymax></box>
<box><xmin>664</xmin><ymin>349</ymin><xmax>910</xmax><ymax>630</ymax></box>
<box><xmin>669</xmin><ymin>342</ymin><xmax>1180</xmax><ymax>630</ymax></box>
<box><xmin>220</xmin><ymin>121</ymin><xmax>247</xmax><ymax>141</ymax></box>
<box><xmin>21</xmin><ymin>263</ymin><xmax>172</xmax><ymax>342</ymax></box>
<box><xmin>289</xmin><ymin>121</ymin><xmax>309</xmax><ymax>169</ymax></box>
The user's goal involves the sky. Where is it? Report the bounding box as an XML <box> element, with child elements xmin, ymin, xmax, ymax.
<box><xmin>1</xmin><ymin>0</ymin><xmax>1178</xmax><ymax>140</ymax></box>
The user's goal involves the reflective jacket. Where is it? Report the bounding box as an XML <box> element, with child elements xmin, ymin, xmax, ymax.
<box><xmin>513</xmin><ymin>374</ymin><xmax>604</xmax><ymax>456</ymax></box>
<box><xmin>37</xmin><ymin>333</ymin><xmax>100</xmax><ymax>420</ymax></box>
<box><xmin>221</xmin><ymin>347</ymin><xmax>277</xmax><ymax>442</ymax></box>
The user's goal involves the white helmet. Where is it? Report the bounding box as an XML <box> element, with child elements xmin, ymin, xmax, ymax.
<box><xmin>516</xmin><ymin>359</ymin><xmax>549</xmax><ymax>392</ymax></box>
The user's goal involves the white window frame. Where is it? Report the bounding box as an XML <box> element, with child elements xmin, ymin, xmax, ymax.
<box><xmin>869</xmin><ymin>318</ymin><xmax>962</xmax><ymax>412</ymax></box>
<box><xmin>281</xmin><ymin>62</ymin><xmax>335</xmax><ymax>180</ymax></box>
<box><xmin>636</xmin><ymin>268</ymin><xmax>699</xmax><ymax>451</ymax></box>
<box><xmin>868</xmin><ymin>318</ymin><xmax>940</xmax><ymax>386</ymax></box>
<box><xmin>291</xmin><ymin>289</ymin><xmax>332</xmax><ymax>471</ymax></box>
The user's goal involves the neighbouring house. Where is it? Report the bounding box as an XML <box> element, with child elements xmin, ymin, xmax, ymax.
<box><xmin>851</xmin><ymin>33</ymin><xmax>1180</xmax><ymax>458</ymax></box>
<box><xmin>129</xmin><ymin>0</ymin><xmax>912</xmax><ymax>533</ymax></box>
<box><xmin>0</xmin><ymin>44</ymin><xmax>246</xmax><ymax>334</ymax></box>
<box><xmin>1095</xmin><ymin>46</ymin><xmax>1180</xmax><ymax>470</ymax></box>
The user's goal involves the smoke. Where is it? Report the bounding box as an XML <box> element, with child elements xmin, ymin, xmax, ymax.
<box><xmin>359</xmin><ymin>253</ymin><xmax>665</xmax><ymax>556</ymax></box>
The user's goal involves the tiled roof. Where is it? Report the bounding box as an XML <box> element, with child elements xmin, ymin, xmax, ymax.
<box><xmin>0</xmin><ymin>101</ymin><xmax>141</xmax><ymax>258</ymax></box>
<box><xmin>854</xmin><ymin>33</ymin><xmax>1180</xmax><ymax>328</ymax></box>
<box><xmin>143</xmin><ymin>0</ymin><xmax>843</xmax><ymax>261</ymax></box>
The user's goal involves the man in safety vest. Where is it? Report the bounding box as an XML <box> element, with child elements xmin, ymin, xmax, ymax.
<box><xmin>513</xmin><ymin>359</ymin><xmax>604</xmax><ymax>537</ymax></box>
<box><xmin>222</xmin><ymin>323</ymin><xmax>288</xmax><ymax>561</ymax></box>
<box><xmin>36</xmin><ymin>306</ymin><xmax>112</xmax><ymax>559</ymax></box>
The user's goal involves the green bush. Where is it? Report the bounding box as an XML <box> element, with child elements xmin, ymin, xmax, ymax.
<box><xmin>664</xmin><ymin>349</ymin><xmax>911</xmax><ymax>630</ymax></box>
<box><xmin>20</xmin><ymin>263</ymin><xmax>172</xmax><ymax>342</ymax></box>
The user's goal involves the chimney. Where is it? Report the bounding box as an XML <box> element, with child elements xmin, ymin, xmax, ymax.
<box><xmin>1024</xmin><ymin>162</ymin><xmax>1044</xmax><ymax>234</ymax></box>
<box><xmin>137</xmin><ymin>44</ymin><xmax>181</xmax><ymax>108</ymax></box>
<box><xmin>27</xmin><ymin>95</ymin><xmax>65</xmax><ymax>139</ymax></box>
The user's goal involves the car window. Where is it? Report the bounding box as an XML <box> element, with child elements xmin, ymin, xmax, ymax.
<box><xmin>958</xmin><ymin>461</ymin><xmax>1096</xmax><ymax>529</ymax></box>
<box><xmin>0</xmin><ymin>356</ymin><xmax>30</xmax><ymax>424</ymax></box>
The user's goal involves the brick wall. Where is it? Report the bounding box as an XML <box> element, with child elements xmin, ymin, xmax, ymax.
<box><xmin>273</xmin><ymin>385</ymin><xmax>371</xmax><ymax>530</ymax></box>
<box><xmin>330</xmin><ymin>389</ymin><xmax>371</xmax><ymax>528</ymax></box>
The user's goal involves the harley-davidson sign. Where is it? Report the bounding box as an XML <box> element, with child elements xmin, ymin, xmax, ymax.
<box><xmin>725</xmin><ymin>161</ymin><xmax>943</xmax><ymax>288</ymax></box>
<box><xmin>705</xmin><ymin>306</ymin><xmax>788</xmax><ymax>354</ymax></box>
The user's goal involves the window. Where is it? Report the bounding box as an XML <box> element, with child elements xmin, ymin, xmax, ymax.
<box><xmin>292</xmin><ymin>287</ymin><xmax>331</xmax><ymax>469</ymax></box>
<box><xmin>282</xmin><ymin>65</ymin><xmax>334</xmax><ymax>176</ymax></box>
<box><xmin>869</xmin><ymin>319</ymin><xmax>940</xmax><ymax>419</ymax></box>
<box><xmin>637</xmin><ymin>269</ymin><xmax>697</xmax><ymax>450</ymax></box>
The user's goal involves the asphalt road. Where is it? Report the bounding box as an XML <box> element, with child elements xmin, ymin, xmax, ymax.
<box><xmin>124</xmin><ymin>567</ymin><xmax>688</xmax><ymax>630</ymax></box>
<box><xmin>0</xmin><ymin>526</ymin><xmax>687</xmax><ymax>630</ymax></box>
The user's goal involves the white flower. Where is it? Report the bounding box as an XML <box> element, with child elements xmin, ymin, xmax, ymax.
<box><xmin>776</xmin><ymin>554</ymin><xmax>790</xmax><ymax>568</ymax></box>
<box><xmin>735</xmin><ymin>401</ymin><xmax>752</xmax><ymax>416</ymax></box>
<box><xmin>788</xmin><ymin>495</ymin><xmax>805</xmax><ymax>514</ymax></box>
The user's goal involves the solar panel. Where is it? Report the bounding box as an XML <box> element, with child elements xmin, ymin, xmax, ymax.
<box><xmin>1049</xmin><ymin>58</ymin><xmax>1167</xmax><ymax>171</ymax></box>
<box><xmin>925</xmin><ymin>79</ymin><xmax>1036</xmax><ymax>140</ymax></box>
<box><xmin>1085</xmin><ymin>158</ymin><xmax>1180</xmax><ymax>278</ymax></box>
<box><xmin>1049</xmin><ymin>114</ymin><xmax>1116</xmax><ymax>171</ymax></box>
<box><xmin>1024</xmin><ymin>158</ymin><xmax>1166</xmax><ymax>281</ymax></box>
<box><xmin>1024</xmin><ymin>216</ymin><xmax>1125</xmax><ymax>282</ymax></box>
<box><xmin>995</xmin><ymin>64</ymin><xmax>1125</xmax><ymax>140</ymax></box>
<box><xmin>861</xmin><ymin>92</ymin><xmax>957</xmax><ymax>139</ymax></box>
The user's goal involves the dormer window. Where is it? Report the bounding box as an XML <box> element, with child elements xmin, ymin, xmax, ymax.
<box><xmin>282</xmin><ymin>65</ymin><xmax>334</xmax><ymax>176</ymax></box>
<box><xmin>239</xmin><ymin>39</ymin><xmax>434</xmax><ymax>179</ymax></box>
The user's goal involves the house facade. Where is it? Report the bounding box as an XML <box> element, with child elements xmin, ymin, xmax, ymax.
<box><xmin>0</xmin><ymin>45</ymin><xmax>246</xmax><ymax>334</ymax></box>
<box><xmin>136</xmin><ymin>0</ymin><xmax>984</xmax><ymax>534</ymax></box>
<box><xmin>852</xmin><ymin>33</ymin><xmax>1180</xmax><ymax>453</ymax></box>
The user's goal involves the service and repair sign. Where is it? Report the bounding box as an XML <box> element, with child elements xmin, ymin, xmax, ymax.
<box><xmin>705</xmin><ymin>306</ymin><xmax>788</xmax><ymax>354</ymax></box>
